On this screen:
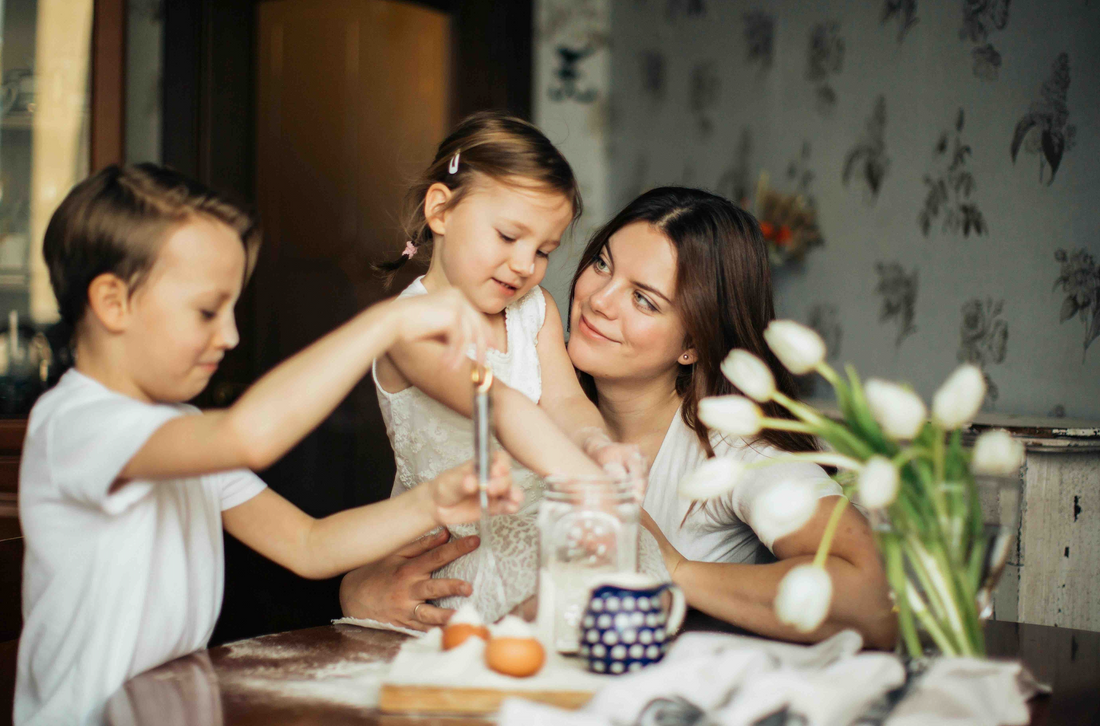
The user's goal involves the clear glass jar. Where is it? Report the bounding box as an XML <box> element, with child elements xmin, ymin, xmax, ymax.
<box><xmin>536</xmin><ymin>475</ymin><xmax>638</xmax><ymax>653</ymax></box>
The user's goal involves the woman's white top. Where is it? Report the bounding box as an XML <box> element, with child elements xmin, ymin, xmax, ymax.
<box><xmin>643</xmin><ymin>408</ymin><xmax>841</xmax><ymax>565</ymax></box>
<box><xmin>374</xmin><ymin>277</ymin><xmax>666</xmax><ymax>622</ymax></box>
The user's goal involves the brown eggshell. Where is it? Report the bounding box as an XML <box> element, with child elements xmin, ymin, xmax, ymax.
<box><xmin>485</xmin><ymin>637</ymin><xmax>546</xmax><ymax>678</ymax></box>
<box><xmin>442</xmin><ymin>623</ymin><xmax>490</xmax><ymax>651</ymax></box>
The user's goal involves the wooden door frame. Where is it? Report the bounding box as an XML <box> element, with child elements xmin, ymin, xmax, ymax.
<box><xmin>92</xmin><ymin>0</ymin><xmax>126</xmax><ymax>170</ymax></box>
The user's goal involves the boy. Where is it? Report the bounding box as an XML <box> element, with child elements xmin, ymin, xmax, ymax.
<box><xmin>15</xmin><ymin>164</ymin><xmax>519</xmax><ymax>725</ymax></box>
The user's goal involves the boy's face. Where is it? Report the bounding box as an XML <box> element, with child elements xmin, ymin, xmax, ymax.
<box><xmin>124</xmin><ymin>216</ymin><xmax>245</xmax><ymax>403</ymax></box>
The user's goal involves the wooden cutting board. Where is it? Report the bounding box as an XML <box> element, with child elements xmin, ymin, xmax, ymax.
<box><xmin>378</xmin><ymin>682</ymin><xmax>594</xmax><ymax>714</ymax></box>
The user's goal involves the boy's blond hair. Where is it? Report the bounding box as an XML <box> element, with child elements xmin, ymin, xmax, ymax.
<box><xmin>43</xmin><ymin>163</ymin><xmax>261</xmax><ymax>333</ymax></box>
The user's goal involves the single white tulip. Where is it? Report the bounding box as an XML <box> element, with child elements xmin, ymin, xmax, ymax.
<box><xmin>721</xmin><ymin>349</ymin><xmax>776</xmax><ymax>402</ymax></box>
<box><xmin>764</xmin><ymin>320</ymin><xmax>827</xmax><ymax>375</ymax></box>
<box><xmin>971</xmin><ymin>429</ymin><xmax>1025</xmax><ymax>477</ymax></box>
<box><xmin>775</xmin><ymin>564</ymin><xmax>833</xmax><ymax>633</ymax></box>
<box><xmin>932</xmin><ymin>364</ymin><xmax>986</xmax><ymax>430</ymax></box>
<box><xmin>864</xmin><ymin>379</ymin><xmax>927</xmax><ymax>440</ymax></box>
<box><xmin>698</xmin><ymin>395</ymin><xmax>763</xmax><ymax>437</ymax></box>
<box><xmin>754</xmin><ymin>480</ymin><xmax>818</xmax><ymax>544</ymax></box>
<box><xmin>858</xmin><ymin>456</ymin><xmax>900</xmax><ymax>509</ymax></box>
<box><xmin>678</xmin><ymin>457</ymin><xmax>747</xmax><ymax>500</ymax></box>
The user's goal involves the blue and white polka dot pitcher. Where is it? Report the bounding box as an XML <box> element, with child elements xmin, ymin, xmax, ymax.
<box><xmin>579</xmin><ymin>573</ymin><xmax>686</xmax><ymax>675</ymax></box>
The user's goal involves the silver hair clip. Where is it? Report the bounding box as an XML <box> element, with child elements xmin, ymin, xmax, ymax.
<box><xmin>448</xmin><ymin>151</ymin><xmax>461</xmax><ymax>174</ymax></box>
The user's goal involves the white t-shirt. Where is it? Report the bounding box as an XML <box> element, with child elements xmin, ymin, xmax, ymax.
<box><xmin>15</xmin><ymin>370</ymin><xmax>266</xmax><ymax>726</ymax></box>
<box><xmin>643</xmin><ymin>408</ymin><xmax>841</xmax><ymax>565</ymax></box>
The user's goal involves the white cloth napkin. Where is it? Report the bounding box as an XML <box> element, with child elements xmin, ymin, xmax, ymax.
<box><xmin>498</xmin><ymin>629</ymin><xmax>1044</xmax><ymax>726</ymax></box>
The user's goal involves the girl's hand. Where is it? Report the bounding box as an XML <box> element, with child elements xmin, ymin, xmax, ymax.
<box><xmin>392</xmin><ymin>288</ymin><xmax>490</xmax><ymax>368</ymax></box>
<box><xmin>641</xmin><ymin>508</ymin><xmax>685</xmax><ymax>580</ymax></box>
<box><xmin>578</xmin><ymin>427</ymin><xmax>650</xmax><ymax>503</ymax></box>
<box><xmin>429</xmin><ymin>452</ymin><xmax>523</xmax><ymax>525</ymax></box>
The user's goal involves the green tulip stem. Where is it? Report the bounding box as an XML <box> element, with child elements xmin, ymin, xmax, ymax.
<box><xmin>813</xmin><ymin>496</ymin><xmax>850</xmax><ymax>568</ymax></box>
<box><xmin>748</xmin><ymin>451</ymin><xmax>864</xmax><ymax>471</ymax></box>
<box><xmin>905</xmin><ymin>585</ymin><xmax>960</xmax><ymax>657</ymax></box>
<box><xmin>772</xmin><ymin>391</ymin><xmax>826</xmax><ymax>426</ymax></box>
<box><xmin>758</xmin><ymin>417</ymin><xmax>817</xmax><ymax>434</ymax></box>
<box><xmin>814</xmin><ymin>361</ymin><xmax>844</xmax><ymax>392</ymax></box>
<box><xmin>882</xmin><ymin>536</ymin><xmax>924</xmax><ymax>658</ymax></box>
<box><xmin>891</xmin><ymin>448</ymin><xmax>926</xmax><ymax>469</ymax></box>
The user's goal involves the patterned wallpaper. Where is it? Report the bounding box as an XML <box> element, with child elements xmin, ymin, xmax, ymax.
<box><xmin>601</xmin><ymin>0</ymin><xmax>1100</xmax><ymax>420</ymax></box>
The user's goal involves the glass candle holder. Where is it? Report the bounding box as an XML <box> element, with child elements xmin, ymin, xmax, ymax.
<box><xmin>536</xmin><ymin>475</ymin><xmax>638</xmax><ymax>653</ymax></box>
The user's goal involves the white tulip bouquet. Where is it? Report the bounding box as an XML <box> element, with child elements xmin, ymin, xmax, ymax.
<box><xmin>683</xmin><ymin>320</ymin><xmax>1024</xmax><ymax>657</ymax></box>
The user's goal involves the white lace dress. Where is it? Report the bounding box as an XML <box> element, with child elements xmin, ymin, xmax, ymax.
<box><xmin>374</xmin><ymin>277</ymin><xmax>668</xmax><ymax>623</ymax></box>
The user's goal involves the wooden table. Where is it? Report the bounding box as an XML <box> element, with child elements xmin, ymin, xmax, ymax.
<box><xmin>106</xmin><ymin>612</ymin><xmax>1100</xmax><ymax>726</ymax></box>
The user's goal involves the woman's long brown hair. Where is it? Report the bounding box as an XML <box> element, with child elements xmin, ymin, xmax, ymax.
<box><xmin>568</xmin><ymin>186</ymin><xmax>818</xmax><ymax>457</ymax></box>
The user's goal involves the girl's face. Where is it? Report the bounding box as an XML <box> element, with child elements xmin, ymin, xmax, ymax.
<box><xmin>568</xmin><ymin>222</ymin><xmax>694</xmax><ymax>385</ymax></box>
<box><xmin>123</xmin><ymin>216</ymin><xmax>245</xmax><ymax>403</ymax></box>
<box><xmin>427</xmin><ymin>176</ymin><xmax>574</xmax><ymax>314</ymax></box>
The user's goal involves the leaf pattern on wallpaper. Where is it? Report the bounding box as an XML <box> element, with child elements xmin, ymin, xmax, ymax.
<box><xmin>875</xmin><ymin>262</ymin><xmax>918</xmax><ymax>347</ymax></box>
<box><xmin>920</xmin><ymin>108</ymin><xmax>986</xmax><ymax>238</ymax></box>
<box><xmin>958</xmin><ymin>297</ymin><xmax>1008</xmax><ymax>405</ymax></box>
<box><xmin>882</xmin><ymin>0</ymin><xmax>919</xmax><ymax>42</ymax></box>
<box><xmin>640</xmin><ymin>50</ymin><xmax>666</xmax><ymax>102</ymax></box>
<box><xmin>743</xmin><ymin>11</ymin><xmax>775</xmax><ymax>70</ymax></box>
<box><xmin>808</xmin><ymin>303</ymin><xmax>842</xmax><ymax>359</ymax></box>
<box><xmin>1052</xmin><ymin>248</ymin><xmax>1100</xmax><ymax>359</ymax></box>
<box><xmin>689</xmin><ymin>61</ymin><xmax>720</xmax><ymax>137</ymax></box>
<box><xmin>1011</xmin><ymin>52</ymin><xmax>1076</xmax><ymax>186</ymax></box>
<box><xmin>786</xmin><ymin>141</ymin><xmax>816</xmax><ymax>207</ymax></box>
<box><xmin>621</xmin><ymin>154</ymin><xmax>651</xmax><ymax>209</ymax></box>
<box><xmin>971</xmin><ymin>44</ymin><xmax>1002</xmax><ymax>80</ymax></box>
<box><xmin>716</xmin><ymin>127</ymin><xmax>753</xmax><ymax>206</ymax></box>
<box><xmin>665</xmin><ymin>0</ymin><xmax>706</xmax><ymax>21</ymax></box>
<box><xmin>959</xmin><ymin>0</ymin><xmax>1010</xmax><ymax>80</ymax></box>
<box><xmin>843</xmin><ymin>96</ymin><xmax>890</xmax><ymax>201</ymax></box>
<box><xmin>548</xmin><ymin>46</ymin><xmax>598</xmax><ymax>103</ymax></box>
<box><xmin>806</xmin><ymin>21</ymin><xmax>845</xmax><ymax>115</ymax></box>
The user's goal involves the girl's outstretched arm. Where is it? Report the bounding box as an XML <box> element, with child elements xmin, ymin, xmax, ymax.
<box><xmin>224</xmin><ymin>453</ymin><xmax>521</xmax><ymax>580</ymax></box>
<box><xmin>383</xmin><ymin>331</ymin><xmax>606</xmax><ymax>480</ymax></box>
<box><xmin>534</xmin><ymin>289</ymin><xmax>647</xmax><ymax>481</ymax></box>
<box><xmin>120</xmin><ymin>288</ymin><xmax>490</xmax><ymax>482</ymax></box>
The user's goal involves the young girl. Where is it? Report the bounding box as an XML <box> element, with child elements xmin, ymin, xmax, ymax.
<box><xmin>373</xmin><ymin>112</ymin><xmax>665</xmax><ymax>625</ymax></box>
<box><xmin>16</xmin><ymin>164</ymin><xmax>520</xmax><ymax>725</ymax></box>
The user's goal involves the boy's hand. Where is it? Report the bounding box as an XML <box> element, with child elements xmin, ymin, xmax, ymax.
<box><xmin>392</xmin><ymin>288</ymin><xmax>490</xmax><ymax>367</ymax></box>
<box><xmin>430</xmin><ymin>452</ymin><xmax>522</xmax><ymax>525</ymax></box>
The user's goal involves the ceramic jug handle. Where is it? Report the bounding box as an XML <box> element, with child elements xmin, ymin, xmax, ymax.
<box><xmin>661</xmin><ymin>583</ymin><xmax>687</xmax><ymax>634</ymax></box>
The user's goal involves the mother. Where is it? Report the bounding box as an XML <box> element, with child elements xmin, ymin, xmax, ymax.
<box><xmin>342</xmin><ymin>187</ymin><xmax>897</xmax><ymax>648</ymax></box>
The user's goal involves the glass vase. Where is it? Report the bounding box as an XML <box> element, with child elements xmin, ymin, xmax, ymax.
<box><xmin>873</xmin><ymin>472</ymin><xmax>1022</xmax><ymax>658</ymax></box>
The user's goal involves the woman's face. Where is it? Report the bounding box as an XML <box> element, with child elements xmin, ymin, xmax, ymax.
<box><xmin>568</xmin><ymin>221</ymin><xmax>693</xmax><ymax>385</ymax></box>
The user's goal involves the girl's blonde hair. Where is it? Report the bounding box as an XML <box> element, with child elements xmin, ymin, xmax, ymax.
<box><xmin>376</xmin><ymin>111</ymin><xmax>582</xmax><ymax>286</ymax></box>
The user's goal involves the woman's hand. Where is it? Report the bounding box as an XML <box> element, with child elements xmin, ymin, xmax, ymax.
<box><xmin>338</xmin><ymin>530</ymin><xmax>480</xmax><ymax>631</ymax></box>
<box><xmin>640</xmin><ymin>508</ymin><xmax>685</xmax><ymax>580</ymax></box>
<box><xmin>578</xmin><ymin>427</ymin><xmax>650</xmax><ymax>502</ymax></box>
<box><xmin>429</xmin><ymin>452</ymin><xmax>523</xmax><ymax>526</ymax></box>
<box><xmin>392</xmin><ymin>287</ymin><xmax>490</xmax><ymax>367</ymax></box>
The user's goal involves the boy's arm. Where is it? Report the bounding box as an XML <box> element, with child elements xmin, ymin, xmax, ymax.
<box><xmin>386</xmin><ymin>335</ymin><xmax>604</xmax><ymax>480</ymax></box>
<box><xmin>224</xmin><ymin>454</ymin><xmax>519</xmax><ymax>580</ymax></box>
<box><xmin>120</xmin><ymin>289</ymin><xmax>487</xmax><ymax>483</ymax></box>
